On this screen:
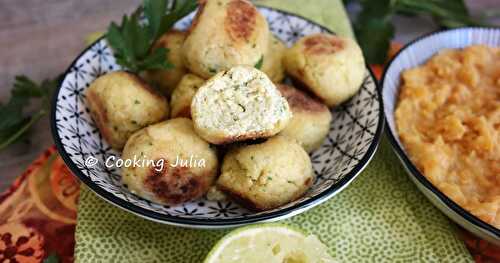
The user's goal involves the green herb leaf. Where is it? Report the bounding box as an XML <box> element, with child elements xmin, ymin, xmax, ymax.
<box><xmin>0</xmin><ymin>75</ymin><xmax>60</xmax><ymax>151</ymax></box>
<box><xmin>144</xmin><ymin>0</ymin><xmax>168</xmax><ymax>40</ymax></box>
<box><xmin>354</xmin><ymin>17</ymin><xmax>395</xmax><ymax>64</ymax></box>
<box><xmin>138</xmin><ymin>47</ymin><xmax>174</xmax><ymax>70</ymax></box>
<box><xmin>254</xmin><ymin>56</ymin><xmax>264</xmax><ymax>70</ymax></box>
<box><xmin>396</xmin><ymin>0</ymin><xmax>483</xmax><ymax>27</ymax></box>
<box><xmin>351</xmin><ymin>0</ymin><xmax>486</xmax><ymax>64</ymax></box>
<box><xmin>160</xmin><ymin>0</ymin><xmax>199</xmax><ymax>32</ymax></box>
<box><xmin>13</xmin><ymin>76</ymin><xmax>45</xmax><ymax>98</ymax></box>
<box><xmin>352</xmin><ymin>0</ymin><xmax>395</xmax><ymax>64</ymax></box>
<box><xmin>105</xmin><ymin>0</ymin><xmax>197</xmax><ymax>73</ymax></box>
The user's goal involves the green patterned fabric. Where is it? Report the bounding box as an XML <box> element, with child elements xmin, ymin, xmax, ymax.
<box><xmin>254</xmin><ymin>0</ymin><xmax>354</xmax><ymax>38</ymax></box>
<box><xmin>75</xmin><ymin>1</ymin><xmax>473</xmax><ymax>262</ymax></box>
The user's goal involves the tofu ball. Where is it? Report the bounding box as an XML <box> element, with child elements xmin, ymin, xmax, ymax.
<box><xmin>121</xmin><ymin>118</ymin><xmax>219</xmax><ymax>205</ymax></box>
<box><xmin>170</xmin><ymin>74</ymin><xmax>205</xmax><ymax>118</ymax></box>
<box><xmin>277</xmin><ymin>84</ymin><xmax>332</xmax><ymax>152</ymax></box>
<box><xmin>86</xmin><ymin>71</ymin><xmax>169</xmax><ymax>150</ymax></box>
<box><xmin>261</xmin><ymin>34</ymin><xmax>286</xmax><ymax>83</ymax></box>
<box><xmin>191</xmin><ymin>66</ymin><xmax>292</xmax><ymax>144</ymax></box>
<box><xmin>183</xmin><ymin>0</ymin><xmax>269</xmax><ymax>78</ymax></box>
<box><xmin>284</xmin><ymin>33</ymin><xmax>365</xmax><ymax>106</ymax></box>
<box><xmin>206</xmin><ymin>186</ymin><xmax>228</xmax><ymax>201</ymax></box>
<box><xmin>217</xmin><ymin>136</ymin><xmax>314</xmax><ymax>210</ymax></box>
<box><xmin>144</xmin><ymin>30</ymin><xmax>187</xmax><ymax>95</ymax></box>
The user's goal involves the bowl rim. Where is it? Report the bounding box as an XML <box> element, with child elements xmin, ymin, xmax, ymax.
<box><xmin>381</xmin><ymin>26</ymin><xmax>500</xmax><ymax>238</ymax></box>
<box><xmin>50</xmin><ymin>6</ymin><xmax>385</xmax><ymax>227</ymax></box>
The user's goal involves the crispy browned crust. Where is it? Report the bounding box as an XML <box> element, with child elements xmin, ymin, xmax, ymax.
<box><xmin>225</xmin><ymin>0</ymin><xmax>257</xmax><ymax>41</ymax></box>
<box><xmin>188</xmin><ymin>0</ymin><xmax>207</xmax><ymax>33</ymax></box>
<box><xmin>86</xmin><ymin>90</ymin><xmax>118</xmax><ymax>149</ymax></box>
<box><xmin>276</xmin><ymin>84</ymin><xmax>328</xmax><ymax>113</ymax></box>
<box><xmin>297</xmin><ymin>68</ymin><xmax>305</xmax><ymax>77</ymax></box>
<box><xmin>289</xmin><ymin>76</ymin><xmax>330</xmax><ymax>105</ymax></box>
<box><xmin>304</xmin><ymin>34</ymin><xmax>344</xmax><ymax>55</ymax></box>
<box><xmin>210</xmin><ymin>130</ymin><xmax>275</xmax><ymax>145</ymax></box>
<box><xmin>143</xmin><ymin>159</ymin><xmax>212</xmax><ymax>205</ymax></box>
<box><xmin>304</xmin><ymin>177</ymin><xmax>312</xmax><ymax>187</ymax></box>
<box><xmin>172</xmin><ymin>106</ymin><xmax>192</xmax><ymax>119</ymax></box>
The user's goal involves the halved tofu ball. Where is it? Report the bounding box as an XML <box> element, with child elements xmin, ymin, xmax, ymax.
<box><xmin>284</xmin><ymin>33</ymin><xmax>365</xmax><ymax>106</ymax></box>
<box><xmin>191</xmin><ymin>66</ymin><xmax>292</xmax><ymax>144</ymax></box>
<box><xmin>86</xmin><ymin>71</ymin><xmax>169</xmax><ymax>150</ymax></box>
<box><xmin>121</xmin><ymin>118</ymin><xmax>219</xmax><ymax>205</ymax></box>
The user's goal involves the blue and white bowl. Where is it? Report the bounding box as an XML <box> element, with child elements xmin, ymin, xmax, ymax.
<box><xmin>51</xmin><ymin>7</ymin><xmax>383</xmax><ymax>228</ymax></box>
<box><xmin>382</xmin><ymin>27</ymin><xmax>500</xmax><ymax>244</ymax></box>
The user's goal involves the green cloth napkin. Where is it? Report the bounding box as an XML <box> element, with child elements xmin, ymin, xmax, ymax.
<box><xmin>75</xmin><ymin>1</ymin><xmax>473</xmax><ymax>262</ymax></box>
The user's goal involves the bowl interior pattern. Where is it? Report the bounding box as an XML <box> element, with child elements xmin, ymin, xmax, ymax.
<box><xmin>382</xmin><ymin>28</ymin><xmax>500</xmax><ymax>236</ymax></box>
<box><xmin>52</xmin><ymin>7</ymin><xmax>382</xmax><ymax>225</ymax></box>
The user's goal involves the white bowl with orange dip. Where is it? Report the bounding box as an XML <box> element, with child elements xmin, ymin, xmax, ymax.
<box><xmin>382</xmin><ymin>27</ymin><xmax>500</xmax><ymax>245</ymax></box>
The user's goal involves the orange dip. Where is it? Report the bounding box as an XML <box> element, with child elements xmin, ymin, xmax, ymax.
<box><xmin>395</xmin><ymin>45</ymin><xmax>500</xmax><ymax>228</ymax></box>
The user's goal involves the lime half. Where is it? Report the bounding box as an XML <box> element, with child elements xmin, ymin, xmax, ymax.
<box><xmin>204</xmin><ymin>224</ymin><xmax>337</xmax><ymax>263</ymax></box>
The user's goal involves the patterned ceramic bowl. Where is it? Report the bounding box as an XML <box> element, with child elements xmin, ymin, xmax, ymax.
<box><xmin>51</xmin><ymin>7</ymin><xmax>383</xmax><ymax>228</ymax></box>
<box><xmin>382</xmin><ymin>27</ymin><xmax>500</xmax><ymax>244</ymax></box>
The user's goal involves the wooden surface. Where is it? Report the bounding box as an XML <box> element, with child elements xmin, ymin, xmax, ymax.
<box><xmin>0</xmin><ymin>0</ymin><xmax>140</xmax><ymax>190</ymax></box>
<box><xmin>0</xmin><ymin>0</ymin><xmax>498</xmax><ymax>191</ymax></box>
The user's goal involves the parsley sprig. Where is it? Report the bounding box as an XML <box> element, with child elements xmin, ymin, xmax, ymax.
<box><xmin>347</xmin><ymin>0</ymin><xmax>490</xmax><ymax>64</ymax></box>
<box><xmin>0</xmin><ymin>0</ymin><xmax>197</xmax><ymax>151</ymax></box>
<box><xmin>0</xmin><ymin>0</ymin><xmax>197</xmax><ymax>150</ymax></box>
<box><xmin>106</xmin><ymin>0</ymin><xmax>197</xmax><ymax>73</ymax></box>
<box><xmin>0</xmin><ymin>75</ymin><xmax>61</xmax><ymax>150</ymax></box>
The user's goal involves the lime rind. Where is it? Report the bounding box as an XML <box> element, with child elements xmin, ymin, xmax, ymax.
<box><xmin>204</xmin><ymin>224</ymin><xmax>304</xmax><ymax>263</ymax></box>
<box><xmin>204</xmin><ymin>223</ymin><xmax>335</xmax><ymax>263</ymax></box>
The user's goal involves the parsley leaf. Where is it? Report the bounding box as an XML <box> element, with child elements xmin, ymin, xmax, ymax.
<box><xmin>353</xmin><ymin>0</ymin><xmax>395</xmax><ymax>64</ymax></box>
<box><xmin>161</xmin><ymin>0</ymin><xmax>199</xmax><ymax>32</ymax></box>
<box><xmin>0</xmin><ymin>75</ymin><xmax>61</xmax><ymax>150</ymax></box>
<box><xmin>106</xmin><ymin>0</ymin><xmax>197</xmax><ymax>73</ymax></box>
<box><xmin>350</xmin><ymin>0</ymin><xmax>487</xmax><ymax>64</ymax></box>
<box><xmin>144</xmin><ymin>0</ymin><xmax>169</xmax><ymax>40</ymax></box>
<box><xmin>1</xmin><ymin>0</ymin><xmax>198</xmax><ymax>150</ymax></box>
<box><xmin>254</xmin><ymin>56</ymin><xmax>264</xmax><ymax>70</ymax></box>
<box><xmin>396</xmin><ymin>0</ymin><xmax>484</xmax><ymax>28</ymax></box>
